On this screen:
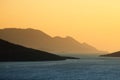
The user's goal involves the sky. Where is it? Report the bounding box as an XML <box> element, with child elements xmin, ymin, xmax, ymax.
<box><xmin>0</xmin><ymin>0</ymin><xmax>120</xmax><ymax>52</ymax></box>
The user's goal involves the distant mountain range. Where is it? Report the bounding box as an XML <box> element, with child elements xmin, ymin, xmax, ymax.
<box><xmin>0</xmin><ymin>28</ymin><xmax>106</xmax><ymax>54</ymax></box>
<box><xmin>0</xmin><ymin>39</ymin><xmax>79</xmax><ymax>61</ymax></box>
<box><xmin>100</xmin><ymin>51</ymin><xmax>120</xmax><ymax>57</ymax></box>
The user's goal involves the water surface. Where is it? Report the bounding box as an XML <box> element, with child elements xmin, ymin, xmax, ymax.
<box><xmin>0</xmin><ymin>57</ymin><xmax>120</xmax><ymax>80</ymax></box>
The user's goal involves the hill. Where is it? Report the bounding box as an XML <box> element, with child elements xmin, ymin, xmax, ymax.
<box><xmin>0</xmin><ymin>39</ymin><xmax>77</xmax><ymax>61</ymax></box>
<box><xmin>0</xmin><ymin>28</ymin><xmax>105</xmax><ymax>54</ymax></box>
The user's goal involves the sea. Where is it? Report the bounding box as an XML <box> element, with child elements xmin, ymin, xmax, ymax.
<box><xmin>0</xmin><ymin>57</ymin><xmax>120</xmax><ymax>80</ymax></box>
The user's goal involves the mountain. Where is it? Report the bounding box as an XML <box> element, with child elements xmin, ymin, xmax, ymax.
<box><xmin>100</xmin><ymin>51</ymin><xmax>120</xmax><ymax>57</ymax></box>
<box><xmin>0</xmin><ymin>39</ymin><xmax>79</xmax><ymax>61</ymax></box>
<box><xmin>0</xmin><ymin>28</ymin><xmax>105</xmax><ymax>54</ymax></box>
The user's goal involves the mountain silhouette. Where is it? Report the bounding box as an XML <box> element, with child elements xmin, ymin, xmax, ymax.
<box><xmin>0</xmin><ymin>39</ymin><xmax>79</xmax><ymax>61</ymax></box>
<box><xmin>100</xmin><ymin>51</ymin><xmax>120</xmax><ymax>57</ymax></box>
<box><xmin>0</xmin><ymin>28</ymin><xmax>105</xmax><ymax>54</ymax></box>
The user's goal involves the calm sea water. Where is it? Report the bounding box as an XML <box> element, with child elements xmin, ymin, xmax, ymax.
<box><xmin>0</xmin><ymin>57</ymin><xmax>120</xmax><ymax>80</ymax></box>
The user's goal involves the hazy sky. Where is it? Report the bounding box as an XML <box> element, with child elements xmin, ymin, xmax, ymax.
<box><xmin>0</xmin><ymin>0</ymin><xmax>120</xmax><ymax>52</ymax></box>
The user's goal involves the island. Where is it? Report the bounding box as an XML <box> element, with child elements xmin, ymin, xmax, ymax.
<box><xmin>0</xmin><ymin>39</ymin><xmax>79</xmax><ymax>61</ymax></box>
<box><xmin>100</xmin><ymin>51</ymin><xmax>120</xmax><ymax>57</ymax></box>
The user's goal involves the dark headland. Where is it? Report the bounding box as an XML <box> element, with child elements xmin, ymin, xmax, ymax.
<box><xmin>100</xmin><ymin>51</ymin><xmax>120</xmax><ymax>57</ymax></box>
<box><xmin>0</xmin><ymin>39</ymin><xmax>79</xmax><ymax>61</ymax></box>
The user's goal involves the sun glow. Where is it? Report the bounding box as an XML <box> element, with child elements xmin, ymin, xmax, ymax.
<box><xmin>1</xmin><ymin>0</ymin><xmax>120</xmax><ymax>52</ymax></box>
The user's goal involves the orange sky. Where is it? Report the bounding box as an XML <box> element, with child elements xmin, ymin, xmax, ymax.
<box><xmin>0</xmin><ymin>0</ymin><xmax>120</xmax><ymax>52</ymax></box>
